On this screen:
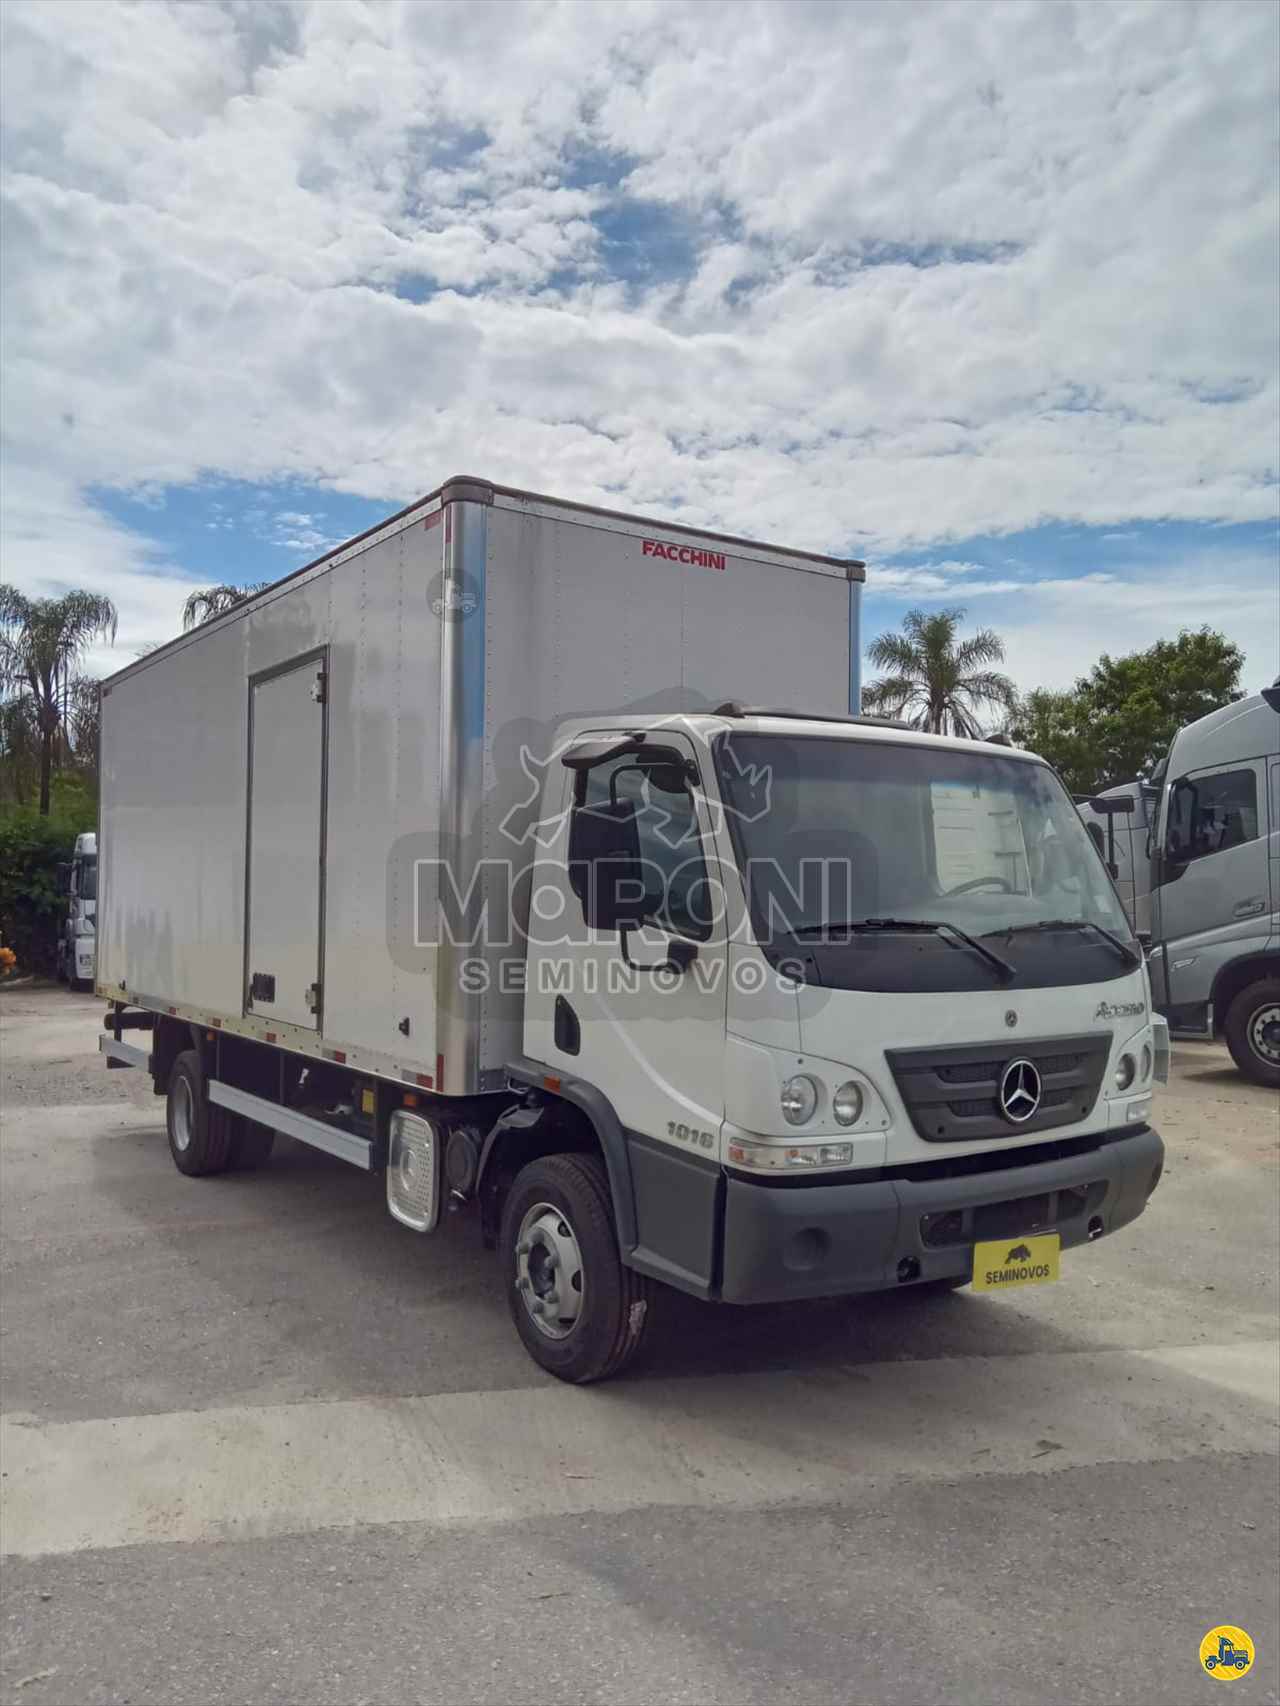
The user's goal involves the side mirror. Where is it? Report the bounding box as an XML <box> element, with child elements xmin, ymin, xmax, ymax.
<box><xmin>1108</xmin><ymin>860</ymin><xmax>1120</xmax><ymax>880</ymax></box>
<box><xmin>568</xmin><ymin>800</ymin><xmax>649</xmax><ymax>932</ymax></box>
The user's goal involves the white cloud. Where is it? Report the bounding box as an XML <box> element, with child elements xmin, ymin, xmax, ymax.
<box><xmin>0</xmin><ymin>468</ymin><xmax>202</xmax><ymax>672</ymax></box>
<box><xmin>1</xmin><ymin>0</ymin><xmax>1277</xmax><ymax>686</ymax></box>
<box><xmin>994</xmin><ymin>552</ymin><xmax>1280</xmax><ymax>696</ymax></box>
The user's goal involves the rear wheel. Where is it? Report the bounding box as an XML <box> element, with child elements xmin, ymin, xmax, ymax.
<box><xmin>1223</xmin><ymin>978</ymin><xmax>1280</xmax><ymax>1088</ymax></box>
<box><xmin>499</xmin><ymin>1153</ymin><xmax>650</xmax><ymax>1383</ymax></box>
<box><xmin>166</xmin><ymin>1050</ymin><xmax>233</xmax><ymax>1176</ymax></box>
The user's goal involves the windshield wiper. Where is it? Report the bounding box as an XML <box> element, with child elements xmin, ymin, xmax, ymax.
<box><xmin>983</xmin><ymin>918</ymin><xmax>1142</xmax><ymax>969</ymax></box>
<box><xmin>792</xmin><ymin>917</ymin><xmax>1016</xmax><ymax>983</ymax></box>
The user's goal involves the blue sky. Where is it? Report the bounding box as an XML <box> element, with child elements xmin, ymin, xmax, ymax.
<box><xmin>2</xmin><ymin>0</ymin><xmax>1277</xmax><ymax>693</ymax></box>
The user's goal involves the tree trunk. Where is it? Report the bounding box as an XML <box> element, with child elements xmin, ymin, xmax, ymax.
<box><xmin>38</xmin><ymin>728</ymin><xmax>52</xmax><ymax>815</ymax></box>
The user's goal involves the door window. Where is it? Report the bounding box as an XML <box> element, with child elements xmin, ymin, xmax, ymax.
<box><xmin>1165</xmin><ymin>768</ymin><xmax>1259</xmax><ymax>864</ymax></box>
<box><xmin>576</xmin><ymin>754</ymin><xmax>713</xmax><ymax>940</ymax></box>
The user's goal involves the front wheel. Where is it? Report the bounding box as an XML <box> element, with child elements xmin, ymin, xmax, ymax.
<box><xmin>1223</xmin><ymin>978</ymin><xmax>1280</xmax><ymax>1088</ymax></box>
<box><xmin>499</xmin><ymin>1153</ymin><xmax>651</xmax><ymax>1383</ymax></box>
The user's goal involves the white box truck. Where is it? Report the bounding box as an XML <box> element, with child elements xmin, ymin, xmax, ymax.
<box><xmin>56</xmin><ymin>830</ymin><xmax>97</xmax><ymax>990</ymax></box>
<box><xmin>98</xmin><ymin>475</ymin><xmax>1167</xmax><ymax>1381</ymax></box>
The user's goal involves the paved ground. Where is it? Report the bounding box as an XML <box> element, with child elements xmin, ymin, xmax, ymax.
<box><xmin>1</xmin><ymin>985</ymin><xmax>1277</xmax><ymax>1705</ymax></box>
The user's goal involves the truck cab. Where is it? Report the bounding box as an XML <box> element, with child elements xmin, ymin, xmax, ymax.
<box><xmin>58</xmin><ymin>831</ymin><xmax>97</xmax><ymax>991</ymax></box>
<box><xmin>1146</xmin><ymin>687</ymin><xmax>1280</xmax><ymax>1084</ymax></box>
<box><xmin>494</xmin><ymin>706</ymin><xmax>1167</xmax><ymax>1367</ymax></box>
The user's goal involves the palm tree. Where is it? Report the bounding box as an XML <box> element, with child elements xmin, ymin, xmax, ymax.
<box><xmin>0</xmin><ymin>587</ymin><xmax>117</xmax><ymax>813</ymax></box>
<box><xmin>182</xmin><ymin>582</ymin><xmax>269</xmax><ymax>630</ymax></box>
<box><xmin>862</xmin><ymin>607</ymin><xmax>1016</xmax><ymax>737</ymax></box>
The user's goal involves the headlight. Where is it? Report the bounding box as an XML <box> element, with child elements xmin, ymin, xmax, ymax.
<box><xmin>1113</xmin><ymin>1053</ymin><xmax>1136</xmax><ymax>1092</ymax></box>
<box><xmin>780</xmin><ymin>1074</ymin><xmax>819</xmax><ymax>1126</ymax></box>
<box><xmin>727</xmin><ymin>1136</ymin><xmax>854</xmax><ymax>1171</ymax></box>
<box><xmin>832</xmin><ymin>1081</ymin><xmax>864</xmax><ymax>1126</ymax></box>
<box><xmin>1140</xmin><ymin>1044</ymin><xmax>1152</xmax><ymax>1083</ymax></box>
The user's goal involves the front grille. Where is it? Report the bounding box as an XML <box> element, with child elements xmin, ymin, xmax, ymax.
<box><xmin>937</xmin><ymin>1061</ymin><xmax>993</xmax><ymax>1085</ymax></box>
<box><xmin>887</xmin><ymin>1032</ymin><xmax>1111</xmax><ymax>1143</ymax></box>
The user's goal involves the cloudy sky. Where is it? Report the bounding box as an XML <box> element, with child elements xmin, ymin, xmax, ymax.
<box><xmin>2</xmin><ymin>0</ymin><xmax>1277</xmax><ymax>693</ymax></box>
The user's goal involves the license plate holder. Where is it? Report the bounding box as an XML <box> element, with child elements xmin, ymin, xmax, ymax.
<box><xmin>972</xmin><ymin>1231</ymin><xmax>1060</xmax><ymax>1291</ymax></box>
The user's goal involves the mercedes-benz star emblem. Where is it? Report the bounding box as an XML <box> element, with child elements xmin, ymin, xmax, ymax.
<box><xmin>999</xmin><ymin>1058</ymin><xmax>1042</xmax><ymax>1123</ymax></box>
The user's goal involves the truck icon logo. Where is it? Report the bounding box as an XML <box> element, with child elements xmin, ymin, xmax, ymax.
<box><xmin>999</xmin><ymin>1058</ymin><xmax>1042</xmax><ymax>1124</ymax></box>
<box><xmin>1005</xmin><ymin>1244</ymin><xmax>1033</xmax><ymax>1264</ymax></box>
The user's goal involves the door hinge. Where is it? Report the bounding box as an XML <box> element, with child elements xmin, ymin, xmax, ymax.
<box><xmin>306</xmin><ymin>982</ymin><xmax>322</xmax><ymax>1014</ymax></box>
<box><xmin>310</xmin><ymin>669</ymin><xmax>327</xmax><ymax>704</ymax></box>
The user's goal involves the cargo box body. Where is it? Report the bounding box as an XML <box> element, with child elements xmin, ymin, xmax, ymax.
<box><xmin>98</xmin><ymin>477</ymin><xmax>862</xmax><ymax>1095</ymax></box>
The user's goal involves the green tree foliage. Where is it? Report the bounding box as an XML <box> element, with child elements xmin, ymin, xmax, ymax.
<box><xmin>863</xmin><ymin>607</ymin><xmax>1017</xmax><ymax>736</ymax></box>
<box><xmin>0</xmin><ymin>776</ymin><xmax>97</xmax><ymax>974</ymax></box>
<box><xmin>183</xmin><ymin>582</ymin><xmax>269</xmax><ymax>630</ymax></box>
<box><xmin>0</xmin><ymin>586</ymin><xmax>116</xmax><ymax>813</ymax></box>
<box><xmin>1007</xmin><ymin>627</ymin><xmax>1245</xmax><ymax>795</ymax></box>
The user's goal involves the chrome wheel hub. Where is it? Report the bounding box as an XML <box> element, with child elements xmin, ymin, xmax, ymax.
<box><xmin>514</xmin><ymin>1201</ymin><xmax>584</xmax><ymax>1340</ymax></box>
<box><xmin>172</xmin><ymin>1076</ymin><xmax>194</xmax><ymax>1152</ymax></box>
<box><xmin>1249</xmin><ymin>1003</ymin><xmax>1280</xmax><ymax>1065</ymax></box>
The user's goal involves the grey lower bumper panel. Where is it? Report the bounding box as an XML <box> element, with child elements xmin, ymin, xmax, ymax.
<box><xmin>719</xmin><ymin>1126</ymin><xmax>1164</xmax><ymax>1304</ymax></box>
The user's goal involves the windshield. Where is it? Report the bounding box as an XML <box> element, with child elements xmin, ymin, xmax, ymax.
<box><xmin>76</xmin><ymin>858</ymin><xmax>97</xmax><ymax>900</ymax></box>
<box><xmin>714</xmin><ymin>733</ymin><xmax>1135</xmax><ymax>992</ymax></box>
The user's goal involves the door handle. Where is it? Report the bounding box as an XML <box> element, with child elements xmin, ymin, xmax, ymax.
<box><xmin>1233</xmin><ymin>897</ymin><xmax>1266</xmax><ymax>919</ymax></box>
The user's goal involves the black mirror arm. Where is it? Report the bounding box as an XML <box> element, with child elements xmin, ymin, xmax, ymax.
<box><xmin>619</xmin><ymin>928</ymin><xmax>700</xmax><ymax>975</ymax></box>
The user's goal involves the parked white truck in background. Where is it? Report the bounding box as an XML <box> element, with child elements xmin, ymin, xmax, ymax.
<box><xmin>56</xmin><ymin>830</ymin><xmax>97</xmax><ymax>990</ymax></box>
<box><xmin>97</xmin><ymin>476</ymin><xmax>1167</xmax><ymax>1381</ymax></box>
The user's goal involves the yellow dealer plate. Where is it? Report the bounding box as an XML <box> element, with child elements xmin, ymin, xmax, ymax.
<box><xmin>972</xmin><ymin>1231</ymin><xmax>1060</xmax><ymax>1291</ymax></box>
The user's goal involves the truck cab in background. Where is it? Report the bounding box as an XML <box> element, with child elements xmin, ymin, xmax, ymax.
<box><xmin>57</xmin><ymin>831</ymin><xmax>97</xmax><ymax>991</ymax></box>
<box><xmin>1147</xmin><ymin>686</ymin><xmax>1280</xmax><ymax>1086</ymax></box>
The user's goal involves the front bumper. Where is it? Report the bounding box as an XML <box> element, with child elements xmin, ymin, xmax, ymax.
<box><xmin>719</xmin><ymin>1124</ymin><xmax>1164</xmax><ymax>1303</ymax></box>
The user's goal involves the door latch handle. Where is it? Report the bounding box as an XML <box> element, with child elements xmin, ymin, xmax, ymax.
<box><xmin>1233</xmin><ymin>897</ymin><xmax>1266</xmax><ymax>919</ymax></box>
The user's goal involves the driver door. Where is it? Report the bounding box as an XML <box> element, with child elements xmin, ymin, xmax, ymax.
<box><xmin>526</xmin><ymin>732</ymin><xmax>729</xmax><ymax>1292</ymax></box>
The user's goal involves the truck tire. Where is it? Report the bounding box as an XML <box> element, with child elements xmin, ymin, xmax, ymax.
<box><xmin>227</xmin><ymin>1118</ymin><xmax>276</xmax><ymax>1171</ymax></box>
<box><xmin>1223</xmin><ymin>978</ymin><xmax>1280</xmax><ymax>1088</ymax></box>
<box><xmin>166</xmin><ymin>1050</ymin><xmax>233</xmax><ymax>1176</ymax></box>
<box><xmin>500</xmin><ymin>1153</ymin><xmax>651</xmax><ymax>1384</ymax></box>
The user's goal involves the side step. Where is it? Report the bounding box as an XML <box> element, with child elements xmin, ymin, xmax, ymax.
<box><xmin>98</xmin><ymin>1034</ymin><xmax>152</xmax><ymax>1071</ymax></box>
<box><xmin>207</xmin><ymin>1080</ymin><xmax>372</xmax><ymax>1171</ymax></box>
